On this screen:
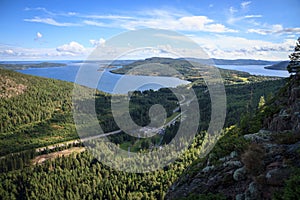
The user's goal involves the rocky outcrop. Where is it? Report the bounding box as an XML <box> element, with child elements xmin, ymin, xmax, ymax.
<box><xmin>264</xmin><ymin>75</ymin><xmax>300</xmax><ymax>133</ymax></box>
<box><xmin>167</xmin><ymin>75</ymin><xmax>300</xmax><ymax>199</ymax></box>
<box><xmin>167</xmin><ymin>151</ymin><xmax>251</xmax><ymax>199</ymax></box>
<box><xmin>0</xmin><ymin>74</ymin><xmax>27</xmax><ymax>98</ymax></box>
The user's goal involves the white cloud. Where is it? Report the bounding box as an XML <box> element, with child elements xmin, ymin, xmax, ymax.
<box><xmin>24</xmin><ymin>17</ymin><xmax>78</xmax><ymax>26</ymax></box>
<box><xmin>241</xmin><ymin>1</ymin><xmax>251</xmax><ymax>9</ymax></box>
<box><xmin>90</xmin><ymin>38</ymin><xmax>106</xmax><ymax>47</ymax></box>
<box><xmin>86</xmin><ymin>14</ymin><xmax>237</xmax><ymax>33</ymax></box>
<box><xmin>84</xmin><ymin>15</ymin><xmax>133</xmax><ymax>20</ymax></box>
<box><xmin>83</xmin><ymin>20</ymin><xmax>106</xmax><ymax>27</ymax></box>
<box><xmin>56</xmin><ymin>41</ymin><xmax>87</xmax><ymax>56</ymax></box>
<box><xmin>248</xmin><ymin>24</ymin><xmax>300</xmax><ymax>35</ymax></box>
<box><xmin>36</xmin><ymin>32</ymin><xmax>42</xmax><ymax>38</ymax></box>
<box><xmin>0</xmin><ymin>35</ymin><xmax>295</xmax><ymax>61</ymax></box>
<box><xmin>34</xmin><ymin>32</ymin><xmax>43</xmax><ymax>41</ymax></box>
<box><xmin>177</xmin><ymin>16</ymin><xmax>212</xmax><ymax>30</ymax></box>
<box><xmin>244</xmin><ymin>15</ymin><xmax>262</xmax><ymax>18</ymax></box>
<box><xmin>0</xmin><ymin>43</ymin><xmax>93</xmax><ymax>60</ymax></box>
<box><xmin>229</xmin><ymin>7</ymin><xmax>238</xmax><ymax>15</ymax></box>
<box><xmin>25</xmin><ymin>7</ymin><xmax>78</xmax><ymax>17</ymax></box>
<box><xmin>227</xmin><ymin>1</ymin><xmax>261</xmax><ymax>25</ymax></box>
<box><xmin>187</xmin><ymin>34</ymin><xmax>295</xmax><ymax>60</ymax></box>
<box><xmin>3</xmin><ymin>49</ymin><xmax>16</xmax><ymax>55</ymax></box>
<box><xmin>23</xmin><ymin>8</ymin><xmax>235</xmax><ymax>33</ymax></box>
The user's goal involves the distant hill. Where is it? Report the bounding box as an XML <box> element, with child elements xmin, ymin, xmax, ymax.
<box><xmin>181</xmin><ymin>58</ymin><xmax>278</xmax><ymax>65</ymax></box>
<box><xmin>264</xmin><ymin>60</ymin><xmax>289</xmax><ymax>71</ymax></box>
<box><xmin>0</xmin><ymin>62</ymin><xmax>66</xmax><ymax>70</ymax></box>
<box><xmin>212</xmin><ymin>58</ymin><xmax>278</xmax><ymax>65</ymax></box>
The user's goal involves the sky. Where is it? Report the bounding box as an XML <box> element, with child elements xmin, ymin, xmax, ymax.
<box><xmin>0</xmin><ymin>0</ymin><xmax>299</xmax><ymax>61</ymax></box>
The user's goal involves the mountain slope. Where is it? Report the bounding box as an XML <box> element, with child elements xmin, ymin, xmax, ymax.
<box><xmin>166</xmin><ymin>75</ymin><xmax>300</xmax><ymax>199</ymax></box>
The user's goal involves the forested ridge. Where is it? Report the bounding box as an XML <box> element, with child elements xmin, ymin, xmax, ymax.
<box><xmin>0</xmin><ymin>65</ymin><xmax>288</xmax><ymax>199</ymax></box>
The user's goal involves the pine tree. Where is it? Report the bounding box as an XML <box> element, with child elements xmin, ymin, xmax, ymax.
<box><xmin>287</xmin><ymin>37</ymin><xmax>300</xmax><ymax>74</ymax></box>
<box><xmin>258</xmin><ymin>96</ymin><xmax>265</xmax><ymax>109</ymax></box>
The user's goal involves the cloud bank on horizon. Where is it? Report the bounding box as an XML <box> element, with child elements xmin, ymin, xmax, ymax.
<box><xmin>0</xmin><ymin>0</ymin><xmax>299</xmax><ymax>61</ymax></box>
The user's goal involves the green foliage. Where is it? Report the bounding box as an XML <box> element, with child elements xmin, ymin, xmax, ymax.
<box><xmin>271</xmin><ymin>132</ymin><xmax>300</xmax><ymax>145</ymax></box>
<box><xmin>258</xmin><ymin>96</ymin><xmax>265</xmax><ymax>109</ymax></box>
<box><xmin>207</xmin><ymin>126</ymin><xmax>248</xmax><ymax>165</ymax></box>
<box><xmin>287</xmin><ymin>37</ymin><xmax>300</xmax><ymax>74</ymax></box>
<box><xmin>273</xmin><ymin>169</ymin><xmax>300</xmax><ymax>200</ymax></box>
<box><xmin>0</xmin><ymin>62</ymin><xmax>288</xmax><ymax>199</ymax></box>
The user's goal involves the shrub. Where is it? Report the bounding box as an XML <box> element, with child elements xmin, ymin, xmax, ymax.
<box><xmin>241</xmin><ymin>143</ymin><xmax>265</xmax><ymax>176</ymax></box>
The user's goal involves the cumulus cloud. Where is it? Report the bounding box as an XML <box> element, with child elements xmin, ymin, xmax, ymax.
<box><xmin>89</xmin><ymin>38</ymin><xmax>106</xmax><ymax>47</ymax></box>
<box><xmin>190</xmin><ymin>35</ymin><xmax>295</xmax><ymax>60</ymax></box>
<box><xmin>120</xmin><ymin>15</ymin><xmax>237</xmax><ymax>33</ymax></box>
<box><xmin>81</xmin><ymin>9</ymin><xmax>237</xmax><ymax>33</ymax></box>
<box><xmin>56</xmin><ymin>41</ymin><xmax>87</xmax><ymax>55</ymax></box>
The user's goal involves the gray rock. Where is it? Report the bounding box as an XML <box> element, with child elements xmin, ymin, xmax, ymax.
<box><xmin>266</xmin><ymin>168</ymin><xmax>291</xmax><ymax>186</ymax></box>
<box><xmin>230</xmin><ymin>151</ymin><xmax>238</xmax><ymax>158</ymax></box>
<box><xmin>223</xmin><ymin>160</ymin><xmax>243</xmax><ymax>168</ymax></box>
<box><xmin>287</xmin><ymin>141</ymin><xmax>300</xmax><ymax>154</ymax></box>
<box><xmin>202</xmin><ymin>165</ymin><xmax>214</xmax><ymax>173</ymax></box>
<box><xmin>279</xmin><ymin>109</ymin><xmax>290</xmax><ymax>117</ymax></box>
<box><xmin>236</xmin><ymin>193</ymin><xmax>245</xmax><ymax>200</ymax></box>
<box><xmin>243</xmin><ymin>130</ymin><xmax>272</xmax><ymax>142</ymax></box>
<box><xmin>220</xmin><ymin>151</ymin><xmax>239</xmax><ymax>162</ymax></box>
<box><xmin>219</xmin><ymin>156</ymin><xmax>228</xmax><ymax>162</ymax></box>
<box><xmin>233</xmin><ymin>167</ymin><xmax>247</xmax><ymax>181</ymax></box>
<box><xmin>245</xmin><ymin>182</ymin><xmax>259</xmax><ymax>200</ymax></box>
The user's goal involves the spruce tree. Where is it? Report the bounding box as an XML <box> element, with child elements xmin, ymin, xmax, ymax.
<box><xmin>287</xmin><ymin>37</ymin><xmax>300</xmax><ymax>74</ymax></box>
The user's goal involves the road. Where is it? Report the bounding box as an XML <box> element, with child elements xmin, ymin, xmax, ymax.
<box><xmin>5</xmin><ymin>95</ymin><xmax>194</xmax><ymax>158</ymax></box>
<box><xmin>36</xmin><ymin>129</ymin><xmax>122</xmax><ymax>152</ymax></box>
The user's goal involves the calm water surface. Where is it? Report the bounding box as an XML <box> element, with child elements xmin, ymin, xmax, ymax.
<box><xmin>17</xmin><ymin>63</ymin><xmax>289</xmax><ymax>94</ymax></box>
<box><xmin>17</xmin><ymin>63</ymin><xmax>190</xmax><ymax>94</ymax></box>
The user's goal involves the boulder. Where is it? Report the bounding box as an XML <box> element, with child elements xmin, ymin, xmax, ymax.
<box><xmin>265</xmin><ymin>168</ymin><xmax>291</xmax><ymax>186</ymax></box>
<box><xmin>244</xmin><ymin>182</ymin><xmax>260</xmax><ymax>200</ymax></box>
<box><xmin>233</xmin><ymin>167</ymin><xmax>247</xmax><ymax>181</ymax></box>
<box><xmin>223</xmin><ymin>161</ymin><xmax>243</xmax><ymax>168</ymax></box>
<box><xmin>202</xmin><ymin>165</ymin><xmax>215</xmax><ymax>173</ymax></box>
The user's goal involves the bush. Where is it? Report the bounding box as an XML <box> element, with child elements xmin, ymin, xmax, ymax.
<box><xmin>273</xmin><ymin>169</ymin><xmax>300</xmax><ymax>200</ymax></box>
<box><xmin>241</xmin><ymin>143</ymin><xmax>265</xmax><ymax>176</ymax></box>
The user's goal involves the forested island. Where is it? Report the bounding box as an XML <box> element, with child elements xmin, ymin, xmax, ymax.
<box><xmin>0</xmin><ymin>62</ymin><xmax>66</xmax><ymax>70</ymax></box>
<box><xmin>264</xmin><ymin>61</ymin><xmax>289</xmax><ymax>71</ymax></box>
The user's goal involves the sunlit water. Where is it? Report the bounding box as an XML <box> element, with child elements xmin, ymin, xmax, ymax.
<box><xmin>17</xmin><ymin>62</ymin><xmax>289</xmax><ymax>94</ymax></box>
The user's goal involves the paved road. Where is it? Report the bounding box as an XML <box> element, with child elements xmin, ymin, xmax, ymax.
<box><xmin>36</xmin><ymin>129</ymin><xmax>122</xmax><ymax>152</ymax></box>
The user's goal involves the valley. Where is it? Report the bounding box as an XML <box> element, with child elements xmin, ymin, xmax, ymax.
<box><xmin>0</xmin><ymin>57</ymin><xmax>295</xmax><ymax>199</ymax></box>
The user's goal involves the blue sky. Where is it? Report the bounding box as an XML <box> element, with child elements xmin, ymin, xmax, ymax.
<box><xmin>0</xmin><ymin>0</ymin><xmax>299</xmax><ymax>60</ymax></box>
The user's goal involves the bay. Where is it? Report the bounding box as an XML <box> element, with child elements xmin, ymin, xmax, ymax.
<box><xmin>215</xmin><ymin>64</ymin><xmax>289</xmax><ymax>77</ymax></box>
<box><xmin>17</xmin><ymin>62</ymin><xmax>289</xmax><ymax>94</ymax></box>
<box><xmin>17</xmin><ymin>63</ymin><xmax>190</xmax><ymax>94</ymax></box>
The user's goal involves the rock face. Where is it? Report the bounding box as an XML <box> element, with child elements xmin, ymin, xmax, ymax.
<box><xmin>264</xmin><ymin>75</ymin><xmax>300</xmax><ymax>133</ymax></box>
<box><xmin>166</xmin><ymin>75</ymin><xmax>300</xmax><ymax>199</ymax></box>
<box><xmin>166</xmin><ymin>151</ymin><xmax>251</xmax><ymax>199</ymax></box>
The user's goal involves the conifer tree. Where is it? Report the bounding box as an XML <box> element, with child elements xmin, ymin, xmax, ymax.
<box><xmin>287</xmin><ymin>37</ymin><xmax>300</xmax><ymax>74</ymax></box>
